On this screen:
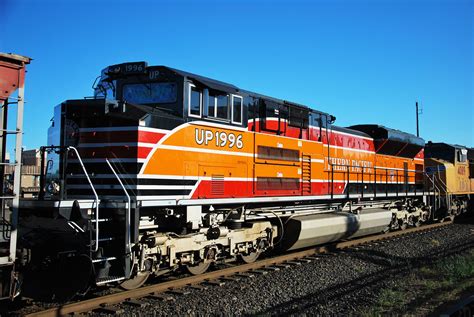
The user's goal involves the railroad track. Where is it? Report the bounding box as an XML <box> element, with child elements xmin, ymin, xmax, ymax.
<box><xmin>25</xmin><ymin>221</ymin><xmax>452</xmax><ymax>317</ymax></box>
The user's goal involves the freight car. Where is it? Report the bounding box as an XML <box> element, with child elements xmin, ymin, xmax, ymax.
<box><xmin>6</xmin><ymin>61</ymin><xmax>472</xmax><ymax>300</ymax></box>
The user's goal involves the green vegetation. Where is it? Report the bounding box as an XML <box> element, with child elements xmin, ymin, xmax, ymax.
<box><xmin>360</xmin><ymin>250</ymin><xmax>474</xmax><ymax>316</ymax></box>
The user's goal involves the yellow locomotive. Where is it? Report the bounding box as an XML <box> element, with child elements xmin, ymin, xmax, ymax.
<box><xmin>425</xmin><ymin>142</ymin><xmax>474</xmax><ymax>218</ymax></box>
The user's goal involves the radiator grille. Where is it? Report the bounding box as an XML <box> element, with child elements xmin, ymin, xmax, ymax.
<box><xmin>256</xmin><ymin>177</ymin><xmax>300</xmax><ymax>191</ymax></box>
<box><xmin>211</xmin><ymin>175</ymin><xmax>225</xmax><ymax>195</ymax></box>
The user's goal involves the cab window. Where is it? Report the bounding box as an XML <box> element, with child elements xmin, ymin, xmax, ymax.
<box><xmin>207</xmin><ymin>93</ymin><xmax>229</xmax><ymax>120</ymax></box>
<box><xmin>231</xmin><ymin>95</ymin><xmax>243</xmax><ymax>124</ymax></box>
<box><xmin>216</xmin><ymin>95</ymin><xmax>228</xmax><ymax>119</ymax></box>
<box><xmin>189</xmin><ymin>84</ymin><xmax>201</xmax><ymax>117</ymax></box>
<box><xmin>457</xmin><ymin>149</ymin><xmax>467</xmax><ymax>163</ymax></box>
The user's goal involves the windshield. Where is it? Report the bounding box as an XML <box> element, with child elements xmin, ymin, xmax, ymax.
<box><xmin>122</xmin><ymin>82</ymin><xmax>177</xmax><ymax>104</ymax></box>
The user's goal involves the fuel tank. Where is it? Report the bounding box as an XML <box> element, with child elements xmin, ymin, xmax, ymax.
<box><xmin>279</xmin><ymin>209</ymin><xmax>392</xmax><ymax>251</ymax></box>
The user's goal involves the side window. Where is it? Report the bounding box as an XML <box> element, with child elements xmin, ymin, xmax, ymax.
<box><xmin>216</xmin><ymin>95</ymin><xmax>228</xmax><ymax>119</ymax></box>
<box><xmin>232</xmin><ymin>95</ymin><xmax>243</xmax><ymax>124</ymax></box>
<box><xmin>208</xmin><ymin>95</ymin><xmax>216</xmax><ymax>117</ymax></box>
<box><xmin>311</xmin><ymin>113</ymin><xmax>322</xmax><ymax>141</ymax></box>
<box><xmin>458</xmin><ymin>149</ymin><xmax>468</xmax><ymax>162</ymax></box>
<box><xmin>189</xmin><ymin>84</ymin><xmax>201</xmax><ymax>117</ymax></box>
<box><xmin>288</xmin><ymin>106</ymin><xmax>309</xmax><ymax>129</ymax></box>
<box><xmin>206</xmin><ymin>92</ymin><xmax>229</xmax><ymax>120</ymax></box>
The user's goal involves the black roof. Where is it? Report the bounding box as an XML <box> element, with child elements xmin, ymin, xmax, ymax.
<box><xmin>166</xmin><ymin>67</ymin><xmax>240</xmax><ymax>93</ymax></box>
<box><xmin>163</xmin><ymin>66</ymin><xmax>332</xmax><ymax>117</ymax></box>
<box><xmin>332</xmin><ymin>125</ymin><xmax>372</xmax><ymax>139</ymax></box>
<box><xmin>426</xmin><ymin>142</ymin><xmax>469</xmax><ymax>150</ymax></box>
<box><xmin>350</xmin><ymin>124</ymin><xmax>425</xmax><ymax>146</ymax></box>
<box><xmin>101</xmin><ymin>62</ymin><xmax>330</xmax><ymax>118</ymax></box>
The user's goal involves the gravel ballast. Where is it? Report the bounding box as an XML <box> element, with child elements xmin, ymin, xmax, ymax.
<box><xmin>107</xmin><ymin>221</ymin><xmax>474</xmax><ymax>316</ymax></box>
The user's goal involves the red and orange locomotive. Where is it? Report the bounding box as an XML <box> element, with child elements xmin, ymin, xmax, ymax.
<box><xmin>16</xmin><ymin>62</ymin><xmax>469</xmax><ymax>298</ymax></box>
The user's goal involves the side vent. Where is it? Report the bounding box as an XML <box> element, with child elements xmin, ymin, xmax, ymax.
<box><xmin>256</xmin><ymin>177</ymin><xmax>300</xmax><ymax>191</ymax></box>
<box><xmin>211</xmin><ymin>175</ymin><xmax>225</xmax><ymax>196</ymax></box>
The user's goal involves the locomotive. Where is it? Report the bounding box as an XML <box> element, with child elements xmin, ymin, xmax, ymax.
<box><xmin>8</xmin><ymin>61</ymin><xmax>474</xmax><ymax>299</ymax></box>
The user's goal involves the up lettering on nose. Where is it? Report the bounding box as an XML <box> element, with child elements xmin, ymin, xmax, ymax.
<box><xmin>205</xmin><ymin>130</ymin><xmax>214</xmax><ymax>145</ymax></box>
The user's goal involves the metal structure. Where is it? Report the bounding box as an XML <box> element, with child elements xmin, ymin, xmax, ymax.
<box><xmin>0</xmin><ymin>53</ymin><xmax>31</xmax><ymax>299</ymax></box>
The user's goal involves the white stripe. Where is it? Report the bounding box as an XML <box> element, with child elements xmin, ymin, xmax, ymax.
<box><xmin>140</xmin><ymin>123</ymin><xmax>193</xmax><ymax>173</ymax></box>
<box><xmin>187</xmin><ymin>179</ymin><xmax>200</xmax><ymax>198</ymax></box>
<box><xmin>68</xmin><ymin>173</ymin><xmax>199</xmax><ymax>180</ymax></box>
<box><xmin>68</xmin><ymin>158</ymin><xmax>146</xmax><ymax>163</ymax></box>
<box><xmin>190</xmin><ymin>120</ymin><xmax>248</xmax><ymax>132</ymax></box>
<box><xmin>324</xmin><ymin>144</ymin><xmax>375</xmax><ymax>154</ymax></box>
<box><xmin>79</xmin><ymin>126</ymin><xmax>169</xmax><ymax>133</ymax></box>
<box><xmin>158</xmin><ymin>144</ymin><xmax>254</xmax><ymax>157</ymax></box>
<box><xmin>374</xmin><ymin>166</ymin><xmax>418</xmax><ymax>172</ymax></box>
<box><xmin>138</xmin><ymin>174</ymin><xmax>198</xmax><ymax>180</ymax></box>
<box><xmin>175</xmin><ymin>191</ymin><xmax>424</xmax><ymax>206</ymax></box>
<box><xmin>67</xmin><ymin>184</ymin><xmax>194</xmax><ymax>190</ymax></box>
<box><xmin>138</xmin><ymin>126</ymin><xmax>170</xmax><ymax>134</ymax></box>
<box><xmin>328</xmin><ymin>129</ymin><xmax>373</xmax><ymax>141</ymax></box>
<box><xmin>77</xmin><ymin>142</ymin><xmax>155</xmax><ymax>148</ymax></box>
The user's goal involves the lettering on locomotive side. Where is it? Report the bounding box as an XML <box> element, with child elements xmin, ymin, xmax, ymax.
<box><xmin>195</xmin><ymin>128</ymin><xmax>243</xmax><ymax>149</ymax></box>
<box><xmin>327</xmin><ymin>157</ymin><xmax>373</xmax><ymax>172</ymax></box>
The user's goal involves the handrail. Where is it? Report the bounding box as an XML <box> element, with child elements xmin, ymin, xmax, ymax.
<box><xmin>328</xmin><ymin>162</ymin><xmax>428</xmax><ymax>200</ymax></box>
<box><xmin>68</xmin><ymin>146</ymin><xmax>100</xmax><ymax>252</ymax></box>
<box><xmin>106</xmin><ymin>158</ymin><xmax>131</xmax><ymax>255</ymax></box>
<box><xmin>433</xmin><ymin>170</ymin><xmax>452</xmax><ymax>211</ymax></box>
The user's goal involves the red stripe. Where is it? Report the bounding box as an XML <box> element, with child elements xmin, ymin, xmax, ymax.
<box><xmin>76</xmin><ymin>146</ymin><xmax>152</xmax><ymax>159</ymax></box>
<box><xmin>138</xmin><ymin>130</ymin><xmax>166</xmax><ymax>143</ymax></box>
<box><xmin>77</xmin><ymin>130</ymin><xmax>165</xmax><ymax>144</ymax></box>
<box><xmin>78</xmin><ymin>131</ymin><xmax>138</xmax><ymax>143</ymax></box>
<box><xmin>248</xmin><ymin>120</ymin><xmax>375</xmax><ymax>152</ymax></box>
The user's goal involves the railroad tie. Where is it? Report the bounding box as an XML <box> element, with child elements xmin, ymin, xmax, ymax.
<box><xmin>220</xmin><ymin>276</ymin><xmax>241</xmax><ymax>282</ymax></box>
<box><xmin>94</xmin><ymin>306</ymin><xmax>124</xmax><ymax>315</ymax></box>
<box><xmin>274</xmin><ymin>263</ymin><xmax>291</xmax><ymax>269</ymax></box>
<box><xmin>262</xmin><ymin>266</ymin><xmax>281</xmax><ymax>271</ymax></box>
<box><xmin>203</xmin><ymin>280</ymin><xmax>226</xmax><ymax>286</ymax></box>
<box><xmin>235</xmin><ymin>272</ymin><xmax>255</xmax><ymax>278</ymax></box>
<box><xmin>188</xmin><ymin>284</ymin><xmax>208</xmax><ymax>290</ymax></box>
<box><xmin>167</xmin><ymin>288</ymin><xmax>191</xmax><ymax>295</ymax></box>
<box><xmin>146</xmin><ymin>293</ymin><xmax>175</xmax><ymax>301</ymax></box>
<box><xmin>123</xmin><ymin>299</ymin><xmax>148</xmax><ymax>308</ymax></box>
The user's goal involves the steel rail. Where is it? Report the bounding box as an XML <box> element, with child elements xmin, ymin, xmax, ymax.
<box><xmin>25</xmin><ymin>221</ymin><xmax>452</xmax><ymax>317</ymax></box>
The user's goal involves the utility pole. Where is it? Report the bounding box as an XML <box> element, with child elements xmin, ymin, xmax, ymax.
<box><xmin>415</xmin><ymin>101</ymin><xmax>422</xmax><ymax>137</ymax></box>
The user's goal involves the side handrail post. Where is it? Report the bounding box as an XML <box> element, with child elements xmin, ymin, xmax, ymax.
<box><xmin>68</xmin><ymin>146</ymin><xmax>100</xmax><ymax>252</ymax></box>
<box><xmin>106</xmin><ymin>158</ymin><xmax>131</xmax><ymax>255</ymax></box>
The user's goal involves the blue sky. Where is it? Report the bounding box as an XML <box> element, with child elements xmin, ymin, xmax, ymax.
<box><xmin>0</xmin><ymin>0</ymin><xmax>472</xmax><ymax>151</ymax></box>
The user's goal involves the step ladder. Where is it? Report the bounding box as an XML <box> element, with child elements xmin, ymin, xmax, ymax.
<box><xmin>301</xmin><ymin>154</ymin><xmax>312</xmax><ymax>194</ymax></box>
<box><xmin>63</xmin><ymin>148</ymin><xmax>130</xmax><ymax>285</ymax></box>
<box><xmin>0</xmin><ymin>53</ymin><xmax>31</xmax><ymax>299</ymax></box>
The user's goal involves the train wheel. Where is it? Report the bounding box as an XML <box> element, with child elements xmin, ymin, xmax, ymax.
<box><xmin>240</xmin><ymin>251</ymin><xmax>261</xmax><ymax>264</ymax></box>
<box><xmin>120</xmin><ymin>271</ymin><xmax>150</xmax><ymax>290</ymax></box>
<box><xmin>413</xmin><ymin>216</ymin><xmax>421</xmax><ymax>227</ymax></box>
<box><xmin>186</xmin><ymin>261</ymin><xmax>211</xmax><ymax>275</ymax></box>
<box><xmin>399</xmin><ymin>219</ymin><xmax>407</xmax><ymax>230</ymax></box>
